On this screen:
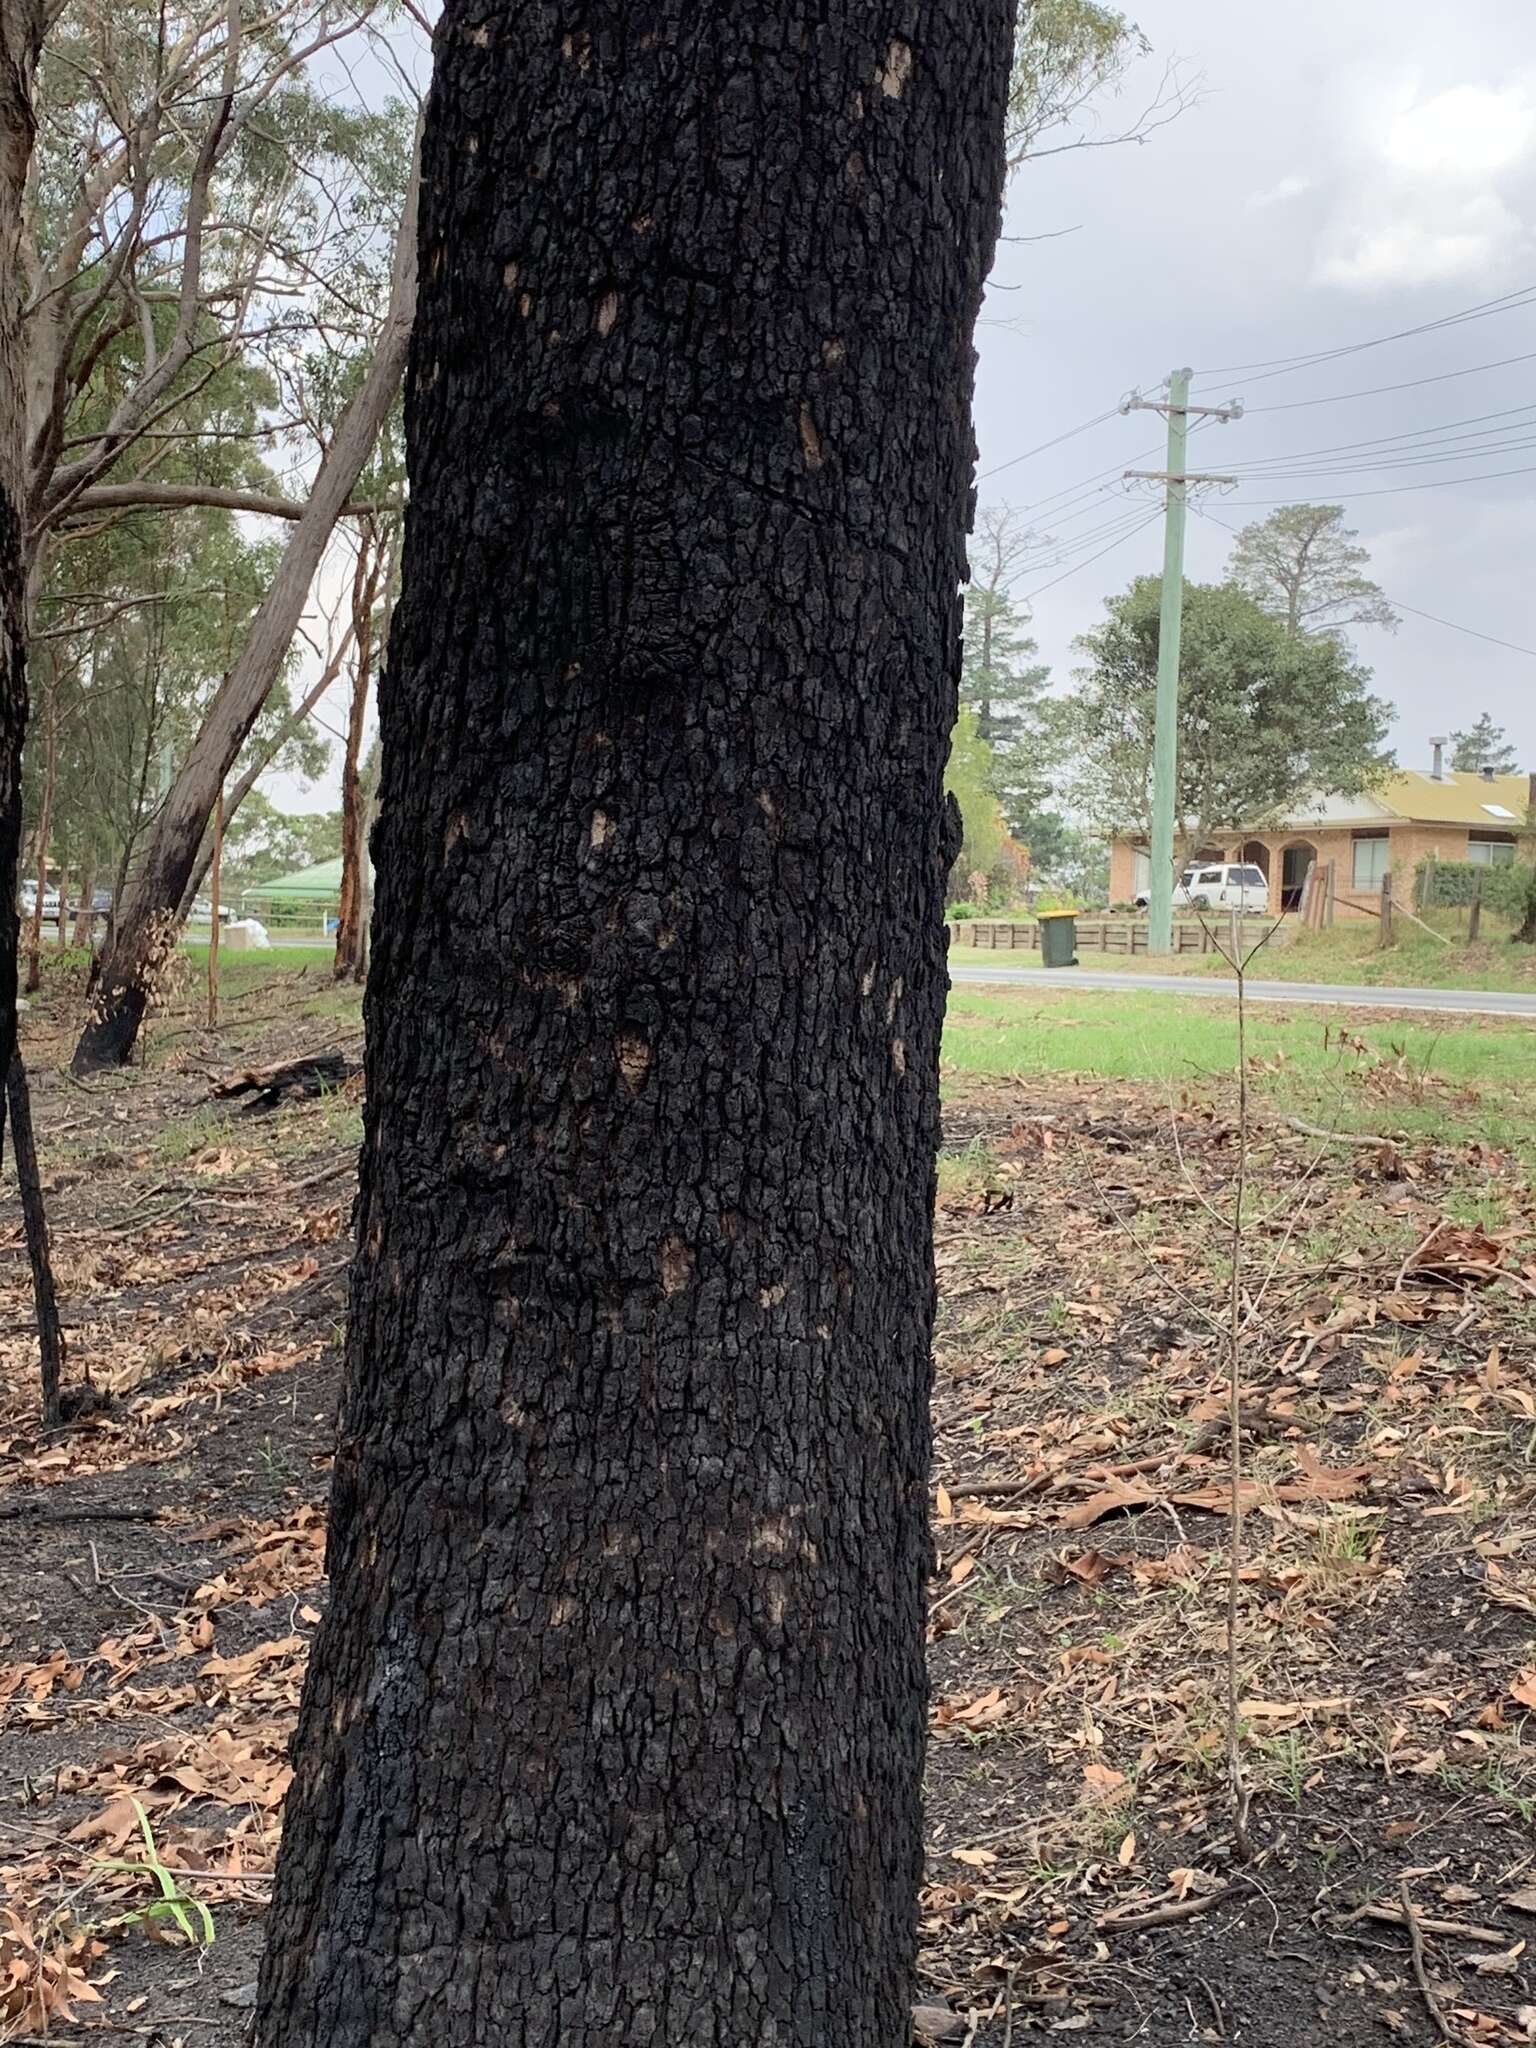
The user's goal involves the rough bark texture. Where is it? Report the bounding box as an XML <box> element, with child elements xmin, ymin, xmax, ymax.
<box><xmin>7</xmin><ymin>1054</ymin><xmax>64</xmax><ymax>1425</ymax></box>
<box><xmin>0</xmin><ymin>0</ymin><xmax>43</xmax><ymax>1095</ymax></box>
<box><xmin>70</xmin><ymin>861</ymin><xmax>93</xmax><ymax>947</ymax></box>
<box><xmin>255</xmin><ymin>6</ymin><xmax>1010</xmax><ymax>2046</ymax></box>
<box><xmin>332</xmin><ymin>523</ymin><xmax>379</xmax><ymax>982</ymax></box>
<box><xmin>69</xmin><ymin>137</ymin><xmax>420</xmax><ymax>1073</ymax></box>
<box><xmin>22</xmin><ymin>704</ymin><xmax>54</xmax><ymax>991</ymax></box>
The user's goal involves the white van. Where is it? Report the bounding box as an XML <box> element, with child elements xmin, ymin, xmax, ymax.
<box><xmin>1135</xmin><ymin>862</ymin><xmax>1269</xmax><ymax>913</ymax></box>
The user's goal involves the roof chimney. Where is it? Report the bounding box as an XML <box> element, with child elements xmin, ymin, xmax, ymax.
<box><xmin>1429</xmin><ymin>735</ymin><xmax>1447</xmax><ymax>781</ymax></box>
<box><xmin>1480</xmin><ymin>763</ymin><xmax>1496</xmax><ymax>782</ymax></box>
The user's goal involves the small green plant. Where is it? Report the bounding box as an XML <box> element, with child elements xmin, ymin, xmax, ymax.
<box><xmin>1254</xmin><ymin>1730</ymin><xmax>1308</xmax><ymax>1807</ymax></box>
<box><xmin>155</xmin><ymin>1108</ymin><xmax>233</xmax><ymax>1164</ymax></box>
<box><xmin>257</xmin><ymin>1435</ymin><xmax>298</xmax><ymax>1485</ymax></box>
<box><xmin>100</xmin><ymin>1802</ymin><xmax>215</xmax><ymax>1947</ymax></box>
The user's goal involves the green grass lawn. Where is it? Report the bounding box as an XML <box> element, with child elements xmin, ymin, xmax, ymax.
<box><xmin>952</xmin><ymin>911</ymin><xmax>1536</xmax><ymax>993</ymax></box>
<box><xmin>944</xmin><ymin>982</ymin><xmax>1536</xmax><ymax>1151</ymax></box>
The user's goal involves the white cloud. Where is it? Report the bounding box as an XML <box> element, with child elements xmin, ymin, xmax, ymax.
<box><xmin>1382</xmin><ymin>83</ymin><xmax>1536</xmax><ymax>174</ymax></box>
<box><xmin>1249</xmin><ymin>173</ymin><xmax>1311</xmax><ymax>209</ymax></box>
<box><xmin>1316</xmin><ymin>190</ymin><xmax>1525</xmax><ymax>288</ymax></box>
<box><xmin>1313</xmin><ymin>77</ymin><xmax>1536</xmax><ymax>290</ymax></box>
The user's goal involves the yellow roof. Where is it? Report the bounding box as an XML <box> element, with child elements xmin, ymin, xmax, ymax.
<box><xmin>1378</xmin><ymin>769</ymin><xmax>1530</xmax><ymax>826</ymax></box>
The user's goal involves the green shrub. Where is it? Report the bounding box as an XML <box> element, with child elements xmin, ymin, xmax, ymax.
<box><xmin>947</xmin><ymin>901</ymin><xmax>983</xmax><ymax>921</ymax></box>
<box><xmin>1417</xmin><ymin>857</ymin><xmax>1532</xmax><ymax>920</ymax></box>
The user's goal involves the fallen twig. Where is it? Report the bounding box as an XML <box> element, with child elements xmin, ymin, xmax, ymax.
<box><xmin>941</xmin><ymin>1475</ymin><xmax>1050</xmax><ymax>1501</ymax></box>
<box><xmin>0</xmin><ymin>1503</ymin><xmax>163</xmax><ymax>1524</ymax></box>
<box><xmin>1285</xmin><ymin>1117</ymin><xmax>1398</xmax><ymax>1152</ymax></box>
<box><xmin>1096</xmin><ymin>1884</ymin><xmax>1235</xmax><ymax>1932</ymax></box>
<box><xmin>1398</xmin><ymin>1881</ymin><xmax>1455</xmax><ymax>2044</ymax></box>
<box><xmin>1395</xmin><ymin>1222</ymin><xmax>1448</xmax><ymax>1293</ymax></box>
<box><xmin>1336</xmin><ymin>1902</ymin><xmax>1508</xmax><ymax>1945</ymax></box>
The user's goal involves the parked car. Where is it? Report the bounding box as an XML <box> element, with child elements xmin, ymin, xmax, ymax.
<box><xmin>19</xmin><ymin>883</ymin><xmax>61</xmax><ymax>919</ymax></box>
<box><xmin>67</xmin><ymin>888</ymin><xmax>112</xmax><ymax>922</ymax></box>
<box><xmin>1134</xmin><ymin>863</ymin><xmax>1269</xmax><ymax>913</ymax></box>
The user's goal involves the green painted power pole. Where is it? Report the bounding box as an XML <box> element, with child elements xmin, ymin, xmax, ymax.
<box><xmin>1123</xmin><ymin>372</ymin><xmax>1242</xmax><ymax>955</ymax></box>
<box><xmin>1146</xmin><ymin>367</ymin><xmax>1190</xmax><ymax>956</ymax></box>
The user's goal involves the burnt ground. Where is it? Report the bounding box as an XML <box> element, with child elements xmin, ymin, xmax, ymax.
<box><xmin>0</xmin><ymin>959</ymin><xmax>1533</xmax><ymax>2045</ymax></box>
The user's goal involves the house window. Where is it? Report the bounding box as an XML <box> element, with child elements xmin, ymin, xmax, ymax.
<box><xmin>1468</xmin><ymin>834</ymin><xmax>1516</xmax><ymax>867</ymax></box>
<box><xmin>1352</xmin><ymin>833</ymin><xmax>1389</xmax><ymax>889</ymax></box>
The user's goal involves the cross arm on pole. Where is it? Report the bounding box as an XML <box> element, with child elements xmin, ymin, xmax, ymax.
<box><xmin>1123</xmin><ymin>469</ymin><xmax>1238</xmax><ymax>486</ymax></box>
<box><xmin>1122</xmin><ymin>392</ymin><xmax>1243</xmax><ymax>422</ymax></box>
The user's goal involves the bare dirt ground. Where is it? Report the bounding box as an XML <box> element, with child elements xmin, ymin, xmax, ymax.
<box><xmin>1</xmin><ymin>964</ymin><xmax>1533</xmax><ymax>2045</ymax></box>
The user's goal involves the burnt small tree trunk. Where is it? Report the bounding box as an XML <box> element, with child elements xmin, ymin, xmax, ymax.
<box><xmin>254</xmin><ymin>4</ymin><xmax>1010</xmax><ymax>2045</ymax></box>
<box><xmin>0</xmin><ymin>0</ymin><xmax>43</xmax><ymax>1094</ymax></box>
<box><xmin>332</xmin><ymin>522</ymin><xmax>379</xmax><ymax>983</ymax></box>
<box><xmin>22</xmin><ymin>675</ymin><xmax>54</xmax><ymax>993</ymax></box>
<box><xmin>70</xmin><ymin>859</ymin><xmax>94</xmax><ymax>947</ymax></box>
<box><xmin>69</xmin><ymin>139</ymin><xmax>421</xmax><ymax>1074</ymax></box>
<box><xmin>6</xmin><ymin>1054</ymin><xmax>64</xmax><ymax>1426</ymax></box>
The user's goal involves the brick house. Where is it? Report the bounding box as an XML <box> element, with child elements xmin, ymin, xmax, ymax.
<box><xmin>1106</xmin><ymin>759</ymin><xmax>1533</xmax><ymax>919</ymax></box>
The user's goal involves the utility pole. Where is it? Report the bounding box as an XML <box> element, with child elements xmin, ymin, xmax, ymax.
<box><xmin>1123</xmin><ymin>370</ymin><xmax>1241</xmax><ymax>955</ymax></box>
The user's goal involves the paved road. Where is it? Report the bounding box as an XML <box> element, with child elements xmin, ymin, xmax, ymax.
<box><xmin>950</xmin><ymin>962</ymin><xmax>1536</xmax><ymax>1021</ymax></box>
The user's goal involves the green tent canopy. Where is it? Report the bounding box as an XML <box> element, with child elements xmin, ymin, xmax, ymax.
<box><xmin>242</xmin><ymin>858</ymin><xmax>344</xmax><ymax>903</ymax></box>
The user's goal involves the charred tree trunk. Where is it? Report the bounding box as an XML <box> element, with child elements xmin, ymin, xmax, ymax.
<box><xmin>70</xmin><ymin>859</ymin><xmax>94</xmax><ymax>947</ymax></box>
<box><xmin>23</xmin><ymin>707</ymin><xmax>55</xmax><ymax>992</ymax></box>
<box><xmin>69</xmin><ymin>137</ymin><xmax>421</xmax><ymax>1074</ymax></box>
<box><xmin>7</xmin><ymin>1054</ymin><xmax>64</xmax><ymax>1427</ymax></box>
<box><xmin>0</xmin><ymin>0</ymin><xmax>42</xmax><ymax>1093</ymax></box>
<box><xmin>332</xmin><ymin>523</ymin><xmax>379</xmax><ymax>983</ymax></box>
<box><xmin>255</xmin><ymin>6</ymin><xmax>1010</xmax><ymax>2047</ymax></box>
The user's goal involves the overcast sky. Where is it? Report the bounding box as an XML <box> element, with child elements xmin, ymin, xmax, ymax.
<box><xmin>273</xmin><ymin>0</ymin><xmax>1536</xmax><ymax>810</ymax></box>
<box><xmin>974</xmin><ymin>0</ymin><xmax>1536</xmax><ymax>779</ymax></box>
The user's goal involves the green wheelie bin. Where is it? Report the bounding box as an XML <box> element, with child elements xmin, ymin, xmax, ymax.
<box><xmin>1038</xmin><ymin>909</ymin><xmax>1078</xmax><ymax>967</ymax></box>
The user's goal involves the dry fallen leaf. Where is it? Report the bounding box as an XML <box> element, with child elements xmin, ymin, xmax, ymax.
<box><xmin>1081</xmin><ymin>1763</ymin><xmax>1126</xmax><ymax>1799</ymax></box>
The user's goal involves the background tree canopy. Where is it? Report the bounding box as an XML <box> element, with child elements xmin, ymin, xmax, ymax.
<box><xmin>1228</xmin><ymin>503</ymin><xmax>1399</xmax><ymax>639</ymax></box>
<box><xmin>1058</xmin><ymin>575</ymin><xmax>1394</xmax><ymax>851</ymax></box>
<box><xmin>1450</xmin><ymin>712</ymin><xmax>1519</xmax><ymax>775</ymax></box>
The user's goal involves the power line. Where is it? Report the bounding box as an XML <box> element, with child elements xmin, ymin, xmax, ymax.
<box><xmin>1223</xmin><ymin>437</ymin><xmax>1536</xmax><ymax>484</ymax></box>
<box><xmin>1245</xmin><ymin>348</ymin><xmax>1536</xmax><ymax>414</ymax></box>
<box><xmin>1191</xmin><ymin>281</ymin><xmax>1536</xmax><ymax>388</ymax></box>
<box><xmin>977</xmin><ymin>407</ymin><xmax>1122</xmax><ymax>482</ymax></box>
<box><xmin>1015</xmin><ymin>508</ymin><xmax>1162</xmax><ymax>603</ymax></box>
<box><xmin>1388</xmin><ymin>598</ymin><xmax>1536</xmax><ymax>663</ymax></box>
<box><xmin>1219</xmin><ymin>401</ymin><xmax>1536</xmax><ymax>472</ymax></box>
<box><xmin>1005</xmin><ymin>446</ymin><xmax>1159</xmax><ymax>519</ymax></box>
<box><xmin>1014</xmin><ymin>504</ymin><xmax>1157</xmax><ymax>577</ymax></box>
<box><xmin>1221</xmin><ymin>458</ymin><xmax>1536</xmax><ymax>504</ymax></box>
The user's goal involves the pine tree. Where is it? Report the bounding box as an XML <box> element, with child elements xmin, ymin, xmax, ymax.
<box><xmin>960</xmin><ymin>504</ymin><xmax>1061</xmax><ymax>853</ymax></box>
<box><xmin>1450</xmin><ymin>713</ymin><xmax>1519</xmax><ymax>775</ymax></box>
<box><xmin>1229</xmin><ymin>503</ymin><xmax>1398</xmax><ymax>639</ymax></box>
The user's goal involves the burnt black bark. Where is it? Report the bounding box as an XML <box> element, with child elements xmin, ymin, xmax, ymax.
<box><xmin>6</xmin><ymin>1055</ymin><xmax>64</xmax><ymax>1426</ymax></box>
<box><xmin>256</xmin><ymin>5</ymin><xmax>1011</xmax><ymax>2045</ymax></box>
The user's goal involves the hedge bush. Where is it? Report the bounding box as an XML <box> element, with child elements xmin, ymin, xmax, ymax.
<box><xmin>1415</xmin><ymin>857</ymin><xmax>1533</xmax><ymax>919</ymax></box>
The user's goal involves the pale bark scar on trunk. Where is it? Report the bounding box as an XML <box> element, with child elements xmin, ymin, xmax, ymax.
<box><xmin>659</xmin><ymin>1236</ymin><xmax>693</xmax><ymax>1294</ymax></box>
<box><xmin>877</xmin><ymin>39</ymin><xmax>914</xmax><ymax>96</ymax></box>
